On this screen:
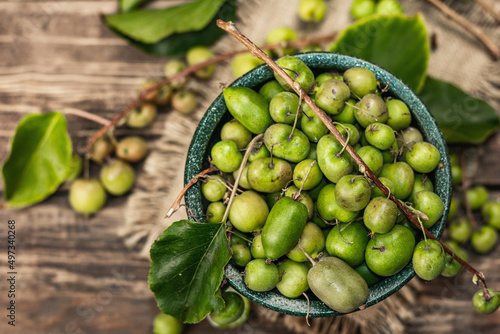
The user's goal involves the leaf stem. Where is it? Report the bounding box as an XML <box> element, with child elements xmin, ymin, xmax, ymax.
<box><xmin>222</xmin><ymin>134</ymin><xmax>264</xmax><ymax>223</ymax></box>
<box><xmin>83</xmin><ymin>32</ymin><xmax>338</xmax><ymax>153</ymax></box>
<box><xmin>216</xmin><ymin>19</ymin><xmax>489</xmax><ymax>292</ymax></box>
<box><xmin>424</xmin><ymin>0</ymin><xmax>500</xmax><ymax>60</ymax></box>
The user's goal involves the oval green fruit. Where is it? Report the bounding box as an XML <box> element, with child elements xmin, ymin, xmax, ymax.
<box><xmin>262</xmin><ymin>197</ymin><xmax>309</xmax><ymax>259</ymax></box>
<box><xmin>307</xmin><ymin>257</ymin><xmax>369</xmax><ymax>313</ymax></box>
<box><xmin>223</xmin><ymin>87</ymin><xmax>272</xmax><ymax>134</ymax></box>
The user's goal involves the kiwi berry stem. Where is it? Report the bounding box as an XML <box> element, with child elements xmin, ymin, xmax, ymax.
<box><xmin>222</xmin><ymin>134</ymin><xmax>264</xmax><ymax>223</ymax></box>
<box><xmin>216</xmin><ymin>19</ymin><xmax>490</xmax><ymax>291</ymax></box>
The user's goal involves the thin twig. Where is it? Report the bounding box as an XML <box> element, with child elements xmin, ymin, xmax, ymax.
<box><xmin>62</xmin><ymin>108</ymin><xmax>111</xmax><ymax>125</ymax></box>
<box><xmin>222</xmin><ymin>134</ymin><xmax>264</xmax><ymax>223</ymax></box>
<box><xmin>83</xmin><ymin>32</ymin><xmax>338</xmax><ymax>153</ymax></box>
<box><xmin>424</xmin><ymin>0</ymin><xmax>500</xmax><ymax>60</ymax></box>
<box><xmin>461</xmin><ymin>151</ymin><xmax>478</xmax><ymax>229</ymax></box>
<box><xmin>164</xmin><ymin>165</ymin><xmax>218</xmax><ymax>218</ymax></box>
<box><xmin>474</xmin><ymin>0</ymin><xmax>500</xmax><ymax>25</ymax></box>
<box><xmin>216</xmin><ymin>19</ymin><xmax>489</xmax><ymax>291</ymax></box>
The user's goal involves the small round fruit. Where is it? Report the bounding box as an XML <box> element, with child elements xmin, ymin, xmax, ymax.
<box><xmin>363</xmin><ymin>197</ymin><xmax>398</xmax><ymax>234</ymax></box>
<box><xmin>116</xmin><ymin>136</ymin><xmax>148</xmax><ymax>163</ymax></box>
<box><xmin>471</xmin><ymin>225</ymin><xmax>498</xmax><ymax>254</ymax></box>
<box><xmin>293</xmin><ymin>159</ymin><xmax>323</xmax><ymax>190</ymax></box>
<box><xmin>326</xmin><ymin>222</ymin><xmax>369</xmax><ymax>267</ymax></box>
<box><xmin>100</xmin><ymin>160</ymin><xmax>135</xmax><ymax>196</ymax></box>
<box><xmin>172</xmin><ymin>90</ymin><xmax>197</xmax><ymax>114</ymax></box>
<box><xmin>209</xmin><ymin>291</ymin><xmax>244</xmax><ymax>325</ymax></box>
<box><xmin>138</xmin><ymin>78</ymin><xmax>159</xmax><ymax>102</ymax></box>
<box><xmin>251</xmin><ymin>234</ymin><xmax>266</xmax><ymax>259</ymax></box>
<box><xmin>465</xmin><ymin>185</ymin><xmax>489</xmax><ymax>210</ymax></box>
<box><xmin>482</xmin><ymin>201</ymin><xmax>500</xmax><ymax>229</ymax></box>
<box><xmin>298</xmin><ymin>0</ymin><xmax>327</xmax><ymax>22</ymax></box>
<box><xmin>232</xmin><ymin>244</ymin><xmax>252</xmax><ymax>267</ymax></box>
<box><xmin>472</xmin><ymin>289</ymin><xmax>500</xmax><ymax>315</ymax></box>
<box><xmin>412</xmin><ymin>239</ymin><xmax>445</xmax><ymax>281</ymax></box>
<box><xmin>221</xmin><ymin>120</ymin><xmax>252</xmax><ymax>150</ymax></box>
<box><xmin>354</xmin><ymin>94</ymin><xmax>389</xmax><ymax>128</ymax></box>
<box><xmin>287</xmin><ymin>222</ymin><xmax>325</xmax><ymax>262</ymax></box>
<box><xmin>386</xmin><ymin>99</ymin><xmax>411</xmax><ymax>131</ymax></box>
<box><xmin>228</xmin><ymin>191</ymin><xmax>269</xmax><ymax>232</ymax></box>
<box><xmin>206</xmin><ymin>202</ymin><xmax>226</xmax><ymax>223</ymax></box>
<box><xmin>265</xmin><ymin>27</ymin><xmax>298</xmax><ymax>56</ymax></box>
<box><xmin>343</xmin><ymin>67</ymin><xmax>377</xmax><ymax>98</ymax></box>
<box><xmin>69</xmin><ymin>179</ymin><xmax>106</xmax><ymax>215</ymax></box>
<box><xmin>186</xmin><ymin>46</ymin><xmax>215</xmax><ymax>79</ymax></box>
<box><xmin>334</xmin><ymin>175</ymin><xmax>371</xmax><ymax>212</ymax></box>
<box><xmin>164</xmin><ymin>59</ymin><xmax>188</xmax><ymax>89</ymax></box>
<box><xmin>232</xmin><ymin>53</ymin><xmax>265</xmax><ymax>77</ymax></box>
<box><xmin>201</xmin><ymin>175</ymin><xmax>227</xmax><ymax>202</ymax></box>
<box><xmin>276</xmin><ymin>260</ymin><xmax>309</xmax><ymax>298</ymax></box>
<box><xmin>350</xmin><ymin>0</ymin><xmax>376</xmax><ymax>19</ymax></box>
<box><xmin>365</xmin><ymin>224</ymin><xmax>415</xmax><ymax>277</ymax></box>
<box><xmin>412</xmin><ymin>191</ymin><xmax>444</xmax><ymax>229</ymax></box>
<box><xmin>90</xmin><ymin>136</ymin><xmax>114</xmax><ymax>164</ymax></box>
<box><xmin>448</xmin><ymin>196</ymin><xmax>458</xmax><ymax>221</ymax></box>
<box><xmin>244</xmin><ymin>259</ymin><xmax>280</xmax><ymax>292</ymax></box>
<box><xmin>207</xmin><ymin>291</ymin><xmax>250</xmax><ymax>328</ymax></box>
<box><xmin>449</xmin><ymin>218</ymin><xmax>472</xmax><ymax>244</ymax></box>
<box><xmin>405</xmin><ymin>142</ymin><xmax>440</xmax><ymax>174</ymax></box>
<box><xmin>153</xmin><ymin>313</ymin><xmax>183</xmax><ymax>334</ymax></box>
<box><xmin>441</xmin><ymin>241</ymin><xmax>467</xmax><ymax>278</ymax></box>
<box><xmin>211</xmin><ymin>140</ymin><xmax>243</xmax><ymax>173</ymax></box>
<box><xmin>365</xmin><ymin>123</ymin><xmax>396</xmax><ymax>150</ymax></box>
<box><xmin>451</xmin><ymin>165</ymin><xmax>462</xmax><ymax>185</ymax></box>
<box><xmin>375</xmin><ymin>0</ymin><xmax>404</xmax><ymax>15</ymax></box>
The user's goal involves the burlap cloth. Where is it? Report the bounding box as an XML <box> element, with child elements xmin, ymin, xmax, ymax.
<box><xmin>117</xmin><ymin>1</ymin><xmax>500</xmax><ymax>333</ymax></box>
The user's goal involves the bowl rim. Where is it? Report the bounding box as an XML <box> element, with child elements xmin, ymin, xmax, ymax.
<box><xmin>184</xmin><ymin>52</ymin><xmax>451</xmax><ymax>317</ymax></box>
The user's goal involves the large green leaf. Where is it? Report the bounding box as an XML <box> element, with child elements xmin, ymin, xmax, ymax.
<box><xmin>329</xmin><ymin>14</ymin><xmax>429</xmax><ymax>93</ymax></box>
<box><xmin>2</xmin><ymin>112</ymin><xmax>73</xmax><ymax>208</ymax></box>
<box><xmin>106</xmin><ymin>0</ymin><xmax>227</xmax><ymax>44</ymax></box>
<box><xmin>149</xmin><ymin>220</ymin><xmax>231</xmax><ymax>323</ymax></box>
<box><xmin>107</xmin><ymin>1</ymin><xmax>237</xmax><ymax>57</ymax></box>
<box><xmin>419</xmin><ymin>77</ymin><xmax>500</xmax><ymax>144</ymax></box>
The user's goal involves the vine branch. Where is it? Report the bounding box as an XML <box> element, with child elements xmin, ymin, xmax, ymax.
<box><xmin>83</xmin><ymin>32</ymin><xmax>338</xmax><ymax>154</ymax></box>
<box><xmin>216</xmin><ymin>19</ymin><xmax>488</xmax><ymax>291</ymax></box>
<box><xmin>424</xmin><ymin>0</ymin><xmax>500</xmax><ymax>60</ymax></box>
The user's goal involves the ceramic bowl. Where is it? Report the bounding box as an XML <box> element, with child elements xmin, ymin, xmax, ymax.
<box><xmin>184</xmin><ymin>52</ymin><xmax>451</xmax><ymax>317</ymax></box>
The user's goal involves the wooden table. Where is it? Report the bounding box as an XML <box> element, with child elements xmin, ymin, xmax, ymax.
<box><xmin>1</xmin><ymin>1</ymin><xmax>499</xmax><ymax>333</ymax></box>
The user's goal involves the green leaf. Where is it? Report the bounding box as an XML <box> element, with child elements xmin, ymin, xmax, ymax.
<box><xmin>329</xmin><ymin>14</ymin><xmax>429</xmax><ymax>93</ymax></box>
<box><xmin>106</xmin><ymin>0</ymin><xmax>227</xmax><ymax>44</ymax></box>
<box><xmin>149</xmin><ymin>220</ymin><xmax>231</xmax><ymax>323</ymax></box>
<box><xmin>119</xmin><ymin>0</ymin><xmax>148</xmax><ymax>13</ymax></box>
<box><xmin>2</xmin><ymin>112</ymin><xmax>73</xmax><ymax>208</ymax></box>
<box><xmin>107</xmin><ymin>0</ymin><xmax>236</xmax><ymax>57</ymax></box>
<box><xmin>419</xmin><ymin>77</ymin><xmax>500</xmax><ymax>144</ymax></box>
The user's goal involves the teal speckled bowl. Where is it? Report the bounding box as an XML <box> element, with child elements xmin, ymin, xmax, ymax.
<box><xmin>184</xmin><ymin>53</ymin><xmax>451</xmax><ymax>317</ymax></box>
